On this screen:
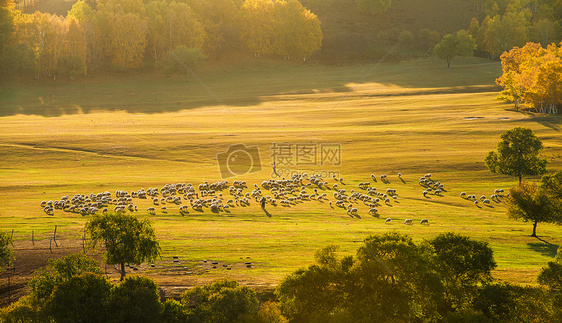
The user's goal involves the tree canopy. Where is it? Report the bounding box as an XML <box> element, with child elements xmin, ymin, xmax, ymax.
<box><xmin>29</xmin><ymin>253</ymin><xmax>102</xmax><ymax>300</ymax></box>
<box><xmin>1</xmin><ymin>0</ymin><xmax>324</xmax><ymax>77</ymax></box>
<box><xmin>433</xmin><ymin>30</ymin><xmax>477</xmax><ymax>67</ymax></box>
<box><xmin>496</xmin><ymin>42</ymin><xmax>562</xmax><ymax>113</ymax></box>
<box><xmin>485</xmin><ymin>127</ymin><xmax>547</xmax><ymax>183</ymax></box>
<box><xmin>0</xmin><ymin>230</ymin><xmax>13</xmax><ymax>274</ymax></box>
<box><xmin>276</xmin><ymin>231</ymin><xmax>497</xmax><ymax>321</ymax></box>
<box><xmin>507</xmin><ymin>181</ymin><xmax>561</xmax><ymax>237</ymax></box>
<box><xmin>86</xmin><ymin>212</ymin><xmax>161</xmax><ymax>281</ymax></box>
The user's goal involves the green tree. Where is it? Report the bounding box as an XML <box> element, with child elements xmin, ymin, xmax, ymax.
<box><xmin>485</xmin><ymin>127</ymin><xmax>547</xmax><ymax>184</ymax></box>
<box><xmin>483</xmin><ymin>11</ymin><xmax>530</xmax><ymax>56</ymax></box>
<box><xmin>0</xmin><ymin>295</ymin><xmax>45</xmax><ymax>323</ymax></box>
<box><xmin>108</xmin><ymin>275</ymin><xmax>164</xmax><ymax>323</ymax></box>
<box><xmin>86</xmin><ymin>212</ymin><xmax>161</xmax><ymax>281</ymax></box>
<box><xmin>541</xmin><ymin>170</ymin><xmax>562</xmax><ymax>199</ymax></box>
<box><xmin>1</xmin><ymin>43</ymin><xmax>36</xmax><ymax>76</ymax></box>
<box><xmin>354</xmin><ymin>0</ymin><xmax>392</xmax><ymax>15</ymax></box>
<box><xmin>162</xmin><ymin>299</ymin><xmax>188</xmax><ymax>323</ymax></box>
<box><xmin>0</xmin><ymin>0</ymin><xmax>16</xmax><ymax>57</ymax></box>
<box><xmin>433</xmin><ymin>30</ymin><xmax>476</xmax><ymax>67</ymax></box>
<box><xmin>272</xmin><ymin>0</ymin><xmax>322</xmax><ymax>61</ymax></box>
<box><xmin>430</xmin><ymin>232</ymin><xmax>496</xmax><ymax>310</ymax></box>
<box><xmin>418</xmin><ymin>28</ymin><xmax>440</xmax><ymax>52</ymax></box>
<box><xmin>277</xmin><ymin>232</ymin><xmax>445</xmax><ymax>322</ymax></box>
<box><xmin>507</xmin><ymin>181</ymin><xmax>560</xmax><ymax>237</ymax></box>
<box><xmin>236</xmin><ymin>0</ymin><xmax>275</xmax><ymax>58</ymax></box>
<box><xmin>537</xmin><ymin>246</ymin><xmax>562</xmax><ymax>289</ymax></box>
<box><xmin>0</xmin><ymin>230</ymin><xmax>13</xmax><ymax>274</ymax></box>
<box><xmin>181</xmin><ymin>279</ymin><xmax>259</xmax><ymax>322</ymax></box>
<box><xmin>398</xmin><ymin>30</ymin><xmax>414</xmax><ymax>45</ymax></box>
<box><xmin>530</xmin><ymin>18</ymin><xmax>560</xmax><ymax>46</ymax></box>
<box><xmin>57</xmin><ymin>54</ymin><xmax>85</xmax><ymax>80</ymax></box>
<box><xmin>29</xmin><ymin>253</ymin><xmax>102</xmax><ymax>300</ymax></box>
<box><xmin>45</xmin><ymin>272</ymin><xmax>111</xmax><ymax>323</ymax></box>
<box><xmin>158</xmin><ymin>45</ymin><xmax>206</xmax><ymax>78</ymax></box>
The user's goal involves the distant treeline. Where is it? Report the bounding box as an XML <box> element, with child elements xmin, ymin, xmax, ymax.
<box><xmin>467</xmin><ymin>0</ymin><xmax>562</xmax><ymax>57</ymax></box>
<box><xmin>0</xmin><ymin>0</ymin><xmax>322</xmax><ymax>78</ymax></box>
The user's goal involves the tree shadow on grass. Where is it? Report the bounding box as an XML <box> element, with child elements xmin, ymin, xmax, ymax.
<box><xmin>262</xmin><ymin>208</ymin><xmax>272</xmax><ymax>218</ymax></box>
<box><xmin>527</xmin><ymin>242</ymin><xmax>559</xmax><ymax>258</ymax></box>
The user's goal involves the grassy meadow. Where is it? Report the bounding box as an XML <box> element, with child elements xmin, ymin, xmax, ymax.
<box><xmin>1</xmin><ymin>57</ymin><xmax>561</xmax><ymax>289</ymax></box>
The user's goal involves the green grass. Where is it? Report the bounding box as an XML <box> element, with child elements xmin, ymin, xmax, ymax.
<box><xmin>0</xmin><ymin>57</ymin><xmax>561</xmax><ymax>287</ymax></box>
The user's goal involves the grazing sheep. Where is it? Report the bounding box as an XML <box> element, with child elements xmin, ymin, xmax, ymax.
<box><xmin>161</xmin><ymin>206</ymin><xmax>167</xmax><ymax>213</ymax></box>
<box><xmin>385</xmin><ymin>218</ymin><xmax>391</xmax><ymax>224</ymax></box>
<box><xmin>404</xmin><ymin>219</ymin><xmax>413</xmax><ymax>225</ymax></box>
<box><xmin>483</xmin><ymin>199</ymin><xmax>491</xmax><ymax>205</ymax></box>
<box><xmin>423</xmin><ymin>190</ymin><xmax>429</xmax><ymax>197</ymax></box>
<box><xmin>474</xmin><ymin>200</ymin><xmax>479</xmax><ymax>206</ymax></box>
<box><xmin>420</xmin><ymin>219</ymin><xmax>429</xmax><ymax>225</ymax></box>
<box><xmin>460</xmin><ymin>192</ymin><xmax>467</xmax><ymax>198</ymax></box>
<box><xmin>368</xmin><ymin>208</ymin><xmax>378</xmax><ymax>215</ymax></box>
<box><xmin>480</xmin><ymin>195</ymin><xmax>486</xmax><ymax>200</ymax></box>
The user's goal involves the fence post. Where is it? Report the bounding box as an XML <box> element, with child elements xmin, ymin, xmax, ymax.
<box><xmin>82</xmin><ymin>226</ymin><xmax>86</xmax><ymax>254</ymax></box>
<box><xmin>53</xmin><ymin>225</ymin><xmax>58</xmax><ymax>247</ymax></box>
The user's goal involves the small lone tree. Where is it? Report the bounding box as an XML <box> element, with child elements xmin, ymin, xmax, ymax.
<box><xmin>506</xmin><ymin>181</ymin><xmax>560</xmax><ymax>237</ymax></box>
<box><xmin>433</xmin><ymin>30</ymin><xmax>476</xmax><ymax>67</ymax></box>
<box><xmin>485</xmin><ymin>127</ymin><xmax>547</xmax><ymax>184</ymax></box>
<box><xmin>86</xmin><ymin>213</ymin><xmax>161</xmax><ymax>281</ymax></box>
<box><xmin>0</xmin><ymin>231</ymin><xmax>13</xmax><ymax>274</ymax></box>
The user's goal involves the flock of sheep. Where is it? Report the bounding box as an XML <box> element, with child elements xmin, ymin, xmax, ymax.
<box><xmin>39</xmin><ymin>172</ymin><xmax>505</xmax><ymax>226</ymax></box>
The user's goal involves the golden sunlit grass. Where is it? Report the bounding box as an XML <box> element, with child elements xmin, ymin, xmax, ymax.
<box><xmin>0</xmin><ymin>57</ymin><xmax>561</xmax><ymax>288</ymax></box>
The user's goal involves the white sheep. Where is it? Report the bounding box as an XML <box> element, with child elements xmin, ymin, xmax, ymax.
<box><xmin>384</xmin><ymin>218</ymin><xmax>391</xmax><ymax>224</ymax></box>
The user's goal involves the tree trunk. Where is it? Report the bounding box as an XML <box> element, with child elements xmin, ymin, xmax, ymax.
<box><xmin>518</xmin><ymin>175</ymin><xmax>522</xmax><ymax>185</ymax></box>
<box><xmin>531</xmin><ymin>220</ymin><xmax>538</xmax><ymax>237</ymax></box>
<box><xmin>120</xmin><ymin>263</ymin><xmax>125</xmax><ymax>281</ymax></box>
<box><xmin>447</xmin><ymin>59</ymin><xmax>450</xmax><ymax>68</ymax></box>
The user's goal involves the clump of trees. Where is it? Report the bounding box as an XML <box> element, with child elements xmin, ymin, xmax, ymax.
<box><xmin>0</xmin><ymin>254</ymin><xmax>284</xmax><ymax>323</ymax></box>
<box><xmin>276</xmin><ymin>231</ymin><xmax>562</xmax><ymax>322</ymax></box>
<box><xmin>0</xmin><ymin>0</ymin><xmax>323</xmax><ymax>78</ymax></box>
<box><xmin>468</xmin><ymin>0</ymin><xmax>562</xmax><ymax>58</ymax></box>
<box><xmin>276</xmin><ymin>231</ymin><xmax>497</xmax><ymax>321</ymax></box>
<box><xmin>496</xmin><ymin>42</ymin><xmax>562</xmax><ymax>113</ymax></box>
<box><xmin>2</xmin><ymin>231</ymin><xmax>562</xmax><ymax>321</ymax></box>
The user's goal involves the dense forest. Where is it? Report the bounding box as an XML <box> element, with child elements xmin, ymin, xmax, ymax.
<box><xmin>1</xmin><ymin>0</ymin><xmax>562</xmax><ymax>78</ymax></box>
